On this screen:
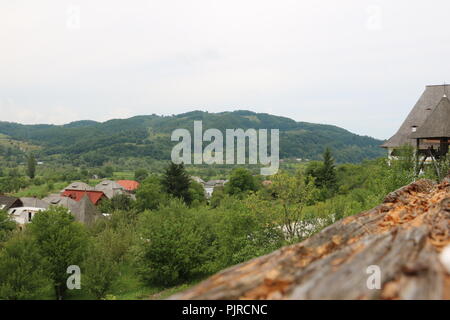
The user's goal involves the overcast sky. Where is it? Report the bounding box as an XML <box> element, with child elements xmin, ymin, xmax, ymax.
<box><xmin>1</xmin><ymin>0</ymin><xmax>450</xmax><ymax>139</ymax></box>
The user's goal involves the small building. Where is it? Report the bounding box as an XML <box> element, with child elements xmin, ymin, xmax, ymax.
<box><xmin>95</xmin><ymin>180</ymin><xmax>125</xmax><ymax>199</ymax></box>
<box><xmin>8</xmin><ymin>207</ymin><xmax>46</xmax><ymax>225</ymax></box>
<box><xmin>61</xmin><ymin>189</ymin><xmax>106</xmax><ymax>205</ymax></box>
<box><xmin>117</xmin><ymin>180</ymin><xmax>140</xmax><ymax>193</ymax></box>
<box><xmin>410</xmin><ymin>96</ymin><xmax>450</xmax><ymax>168</ymax></box>
<box><xmin>204</xmin><ymin>180</ymin><xmax>228</xmax><ymax>198</ymax></box>
<box><xmin>382</xmin><ymin>84</ymin><xmax>450</xmax><ymax>157</ymax></box>
<box><xmin>43</xmin><ymin>194</ymin><xmax>80</xmax><ymax>213</ymax></box>
<box><xmin>43</xmin><ymin>194</ymin><xmax>102</xmax><ymax>225</ymax></box>
<box><xmin>0</xmin><ymin>195</ymin><xmax>23</xmax><ymax>211</ymax></box>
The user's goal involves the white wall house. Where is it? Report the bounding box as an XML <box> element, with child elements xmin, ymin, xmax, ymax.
<box><xmin>204</xmin><ymin>186</ymin><xmax>214</xmax><ymax>198</ymax></box>
<box><xmin>8</xmin><ymin>207</ymin><xmax>46</xmax><ymax>225</ymax></box>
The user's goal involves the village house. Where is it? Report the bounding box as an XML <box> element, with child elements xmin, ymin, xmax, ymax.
<box><xmin>8</xmin><ymin>207</ymin><xmax>46</xmax><ymax>225</ymax></box>
<box><xmin>20</xmin><ymin>197</ymin><xmax>50</xmax><ymax>209</ymax></box>
<box><xmin>43</xmin><ymin>194</ymin><xmax>80</xmax><ymax>213</ymax></box>
<box><xmin>94</xmin><ymin>180</ymin><xmax>125</xmax><ymax>199</ymax></box>
<box><xmin>61</xmin><ymin>181</ymin><xmax>94</xmax><ymax>192</ymax></box>
<box><xmin>382</xmin><ymin>84</ymin><xmax>450</xmax><ymax>158</ymax></box>
<box><xmin>43</xmin><ymin>194</ymin><xmax>102</xmax><ymax>225</ymax></box>
<box><xmin>3</xmin><ymin>178</ymin><xmax>139</xmax><ymax>226</ymax></box>
<box><xmin>61</xmin><ymin>189</ymin><xmax>106</xmax><ymax>205</ymax></box>
<box><xmin>0</xmin><ymin>195</ymin><xmax>23</xmax><ymax>211</ymax></box>
<box><xmin>5</xmin><ymin>197</ymin><xmax>50</xmax><ymax>225</ymax></box>
<box><xmin>203</xmin><ymin>180</ymin><xmax>228</xmax><ymax>198</ymax></box>
<box><xmin>117</xmin><ymin>180</ymin><xmax>140</xmax><ymax>193</ymax></box>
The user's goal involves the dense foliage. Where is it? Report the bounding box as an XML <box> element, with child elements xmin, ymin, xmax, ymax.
<box><xmin>1</xmin><ymin>145</ymin><xmax>448</xmax><ymax>300</ymax></box>
<box><xmin>0</xmin><ymin>111</ymin><xmax>385</xmax><ymax>166</ymax></box>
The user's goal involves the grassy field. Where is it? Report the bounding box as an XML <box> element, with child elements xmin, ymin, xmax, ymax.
<box><xmin>0</xmin><ymin>133</ymin><xmax>41</xmax><ymax>153</ymax></box>
<box><xmin>113</xmin><ymin>171</ymin><xmax>135</xmax><ymax>180</ymax></box>
<box><xmin>12</xmin><ymin>181</ymin><xmax>68</xmax><ymax>198</ymax></box>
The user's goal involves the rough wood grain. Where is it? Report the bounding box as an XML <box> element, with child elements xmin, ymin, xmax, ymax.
<box><xmin>170</xmin><ymin>178</ymin><xmax>450</xmax><ymax>300</ymax></box>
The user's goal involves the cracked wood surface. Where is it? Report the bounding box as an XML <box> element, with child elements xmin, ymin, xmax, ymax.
<box><xmin>170</xmin><ymin>178</ymin><xmax>450</xmax><ymax>300</ymax></box>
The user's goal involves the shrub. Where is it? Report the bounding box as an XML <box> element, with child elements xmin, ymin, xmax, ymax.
<box><xmin>0</xmin><ymin>234</ymin><xmax>51</xmax><ymax>299</ymax></box>
<box><xmin>134</xmin><ymin>200</ymin><xmax>214</xmax><ymax>286</ymax></box>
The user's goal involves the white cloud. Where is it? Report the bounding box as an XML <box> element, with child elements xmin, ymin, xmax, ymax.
<box><xmin>0</xmin><ymin>0</ymin><xmax>449</xmax><ymax>139</ymax></box>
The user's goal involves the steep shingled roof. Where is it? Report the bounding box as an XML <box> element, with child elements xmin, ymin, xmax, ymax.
<box><xmin>43</xmin><ymin>194</ymin><xmax>79</xmax><ymax>213</ymax></box>
<box><xmin>42</xmin><ymin>194</ymin><xmax>101</xmax><ymax>225</ymax></box>
<box><xmin>382</xmin><ymin>85</ymin><xmax>450</xmax><ymax>149</ymax></box>
<box><xmin>410</xmin><ymin>97</ymin><xmax>450</xmax><ymax>139</ymax></box>
<box><xmin>72</xmin><ymin>195</ymin><xmax>102</xmax><ymax>226</ymax></box>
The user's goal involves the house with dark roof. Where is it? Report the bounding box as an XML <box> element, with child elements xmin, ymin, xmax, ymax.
<box><xmin>20</xmin><ymin>197</ymin><xmax>49</xmax><ymax>209</ymax></box>
<box><xmin>43</xmin><ymin>194</ymin><xmax>102</xmax><ymax>225</ymax></box>
<box><xmin>44</xmin><ymin>194</ymin><xmax>79</xmax><ymax>209</ymax></box>
<box><xmin>72</xmin><ymin>195</ymin><xmax>102</xmax><ymax>226</ymax></box>
<box><xmin>95</xmin><ymin>180</ymin><xmax>125</xmax><ymax>199</ymax></box>
<box><xmin>410</xmin><ymin>96</ymin><xmax>450</xmax><ymax>161</ymax></box>
<box><xmin>61</xmin><ymin>181</ymin><xmax>94</xmax><ymax>193</ymax></box>
<box><xmin>0</xmin><ymin>195</ymin><xmax>23</xmax><ymax>211</ymax></box>
<box><xmin>382</xmin><ymin>84</ymin><xmax>450</xmax><ymax>157</ymax></box>
<box><xmin>7</xmin><ymin>197</ymin><xmax>49</xmax><ymax>225</ymax></box>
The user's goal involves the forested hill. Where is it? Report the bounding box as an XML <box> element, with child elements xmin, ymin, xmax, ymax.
<box><xmin>0</xmin><ymin>110</ymin><xmax>385</xmax><ymax>165</ymax></box>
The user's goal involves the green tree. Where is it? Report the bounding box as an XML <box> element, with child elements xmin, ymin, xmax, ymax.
<box><xmin>189</xmin><ymin>180</ymin><xmax>206</xmax><ymax>206</ymax></box>
<box><xmin>27</xmin><ymin>153</ymin><xmax>37</xmax><ymax>179</ymax></box>
<box><xmin>224</xmin><ymin>168</ymin><xmax>258</xmax><ymax>196</ymax></box>
<box><xmin>320</xmin><ymin>148</ymin><xmax>337</xmax><ymax>191</ymax></box>
<box><xmin>161</xmin><ymin>162</ymin><xmax>192</xmax><ymax>205</ymax></box>
<box><xmin>99</xmin><ymin>194</ymin><xmax>133</xmax><ymax>213</ymax></box>
<box><xmin>212</xmin><ymin>196</ymin><xmax>284</xmax><ymax>270</ymax></box>
<box><xmin>210</xmin><ymin>186</ymin><xmax>225</xmax><ymax>208</ymax></box>
<box><xmin>306</xmin><ymin>148</ymin><xmax>337</xmax><ymax>199</ymax></box>
<box><xmin>103</xmin><ymin>166</ymin><xmax>114</xmax><ymax>178</ymax></box>
<box><xmin>134</xmin><ymin>168</ymin><xmax>149</xmax><ymax>182</ymax></box>
<box><xmin>135</xmin><ymin>175</ymin><xmax>168</xmax><ymax>211</ymax></box>
<box><xmin>0</xmin><ymin>234</ymin><xmax>51</xmax><ymax>299</ymax></box>
<box><xmin>134</xmin><ymin>200</ymin><xmax>212</xmax><ymax>286</ymax></box>
<box><xmin>28</xmin><ymin>207</ymin><xmax>89</xmax><ymax>300</ymax></box>
<box><xmin>271</xmin><ymin>169</ymin><xmax>318</xmax><ymax>241</ymax></box>
<box><xmin>0</xmin><ymin>210</ymin><xmax>16</xmax><ymax>244</ymax></box>
<box><xmin>84</xmin><ymin>229</ymin><xmax>121</xmax><ymax>299</ymax></box>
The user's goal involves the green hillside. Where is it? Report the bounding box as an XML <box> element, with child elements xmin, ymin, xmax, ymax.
<box><xmin>0</xmin><ymin>110</ymin><xmax>385</xmax><ymax>165</ymax></box>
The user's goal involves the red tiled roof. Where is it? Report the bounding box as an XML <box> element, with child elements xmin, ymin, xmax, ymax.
<box><xmin>117</xmin><ymin>180</ymin><xmax>140</xmax><ymax>191</ymax></box>
<box><xmin>61</xmin><ymin>189</ymin><xmax>106</xmax><ymax>205</ymax></box>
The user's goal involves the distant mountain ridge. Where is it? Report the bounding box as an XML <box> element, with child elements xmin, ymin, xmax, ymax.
<box><xmin>0</xmin><ymin>110</ymin><xmax>385</xmax><ymax>165</ymax></box>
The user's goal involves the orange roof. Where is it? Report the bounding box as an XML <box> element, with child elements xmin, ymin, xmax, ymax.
<box><xmin>61</xmin><ymin>189</ymin><xmax>106</xmax><ymax>205</ymax></box>
<box><xmin>117</xmin><ymin>180</ymin><xmax>140</xmax><ymax>191</ymax></box>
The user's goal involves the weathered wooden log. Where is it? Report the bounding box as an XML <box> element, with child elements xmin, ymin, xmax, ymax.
<box><xmin>170</xmin><ymin>178</ymin><xmax>450</xmax><ymax>300</ymax></box>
